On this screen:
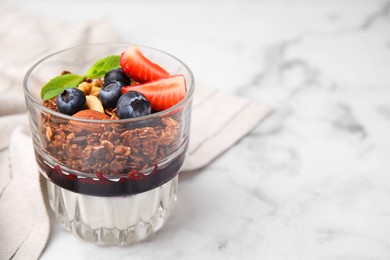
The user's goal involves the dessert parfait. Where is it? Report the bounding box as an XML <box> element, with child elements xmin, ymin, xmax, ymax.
<box><xmin>23</xmin><ymin>43</ymin><xmax>194</xmax><ymax>245</ymax></box>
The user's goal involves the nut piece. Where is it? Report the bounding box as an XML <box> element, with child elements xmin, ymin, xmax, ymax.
<box><xmin>90</xmin><ymin>79</ymin><xmax>103</xmax><ymax>96</ymax></box>
<box><xmin>71</xmin><ymin>109</ymin><xmax>110</xmax><ymax>132</ymax></box>
<box><xmin>78</xmin><ymin>80</ymin><xmax>102</xmax><ymax>97</ymax></box>
<box><xmin>85</xmin><ymin>95</ymin><xmax>104</xmax><ymax>113</ymax></box>
<box><xmin>72</xmin><ymin>109</ymin><xmax>110</xmax><ymax>120</ymax></box>
<box><xmin>78</xmin><ymin>82</ymin><xmax>92</xmax><ymax>95</ymax></box>
<box><xmin>45</xmin><ymin>126</ymin><xmax>53</xmax><ymax>141</ymax></box>
<box><xmin>90</xmin><ymin>86</ymin><xmax>101</xmax><ymax>97</ymax></box>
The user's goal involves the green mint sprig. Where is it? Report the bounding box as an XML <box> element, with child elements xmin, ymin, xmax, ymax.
<box><xmin>40</xmin><ymin>55</ymin><xmax>120</xmax><ymax>101</ymax></box>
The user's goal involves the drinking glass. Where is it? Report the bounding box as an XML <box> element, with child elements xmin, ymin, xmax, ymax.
<box><xmin>23</xmin><ymin>43</ymin><xmax>194</xmax><ymax>245</ymax></box>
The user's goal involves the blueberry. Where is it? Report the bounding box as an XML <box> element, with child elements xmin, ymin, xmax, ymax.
<box><xmin>104</xmin><ymin>68</ymin><xmax>131</xmax><ymax>85</ymax></box>
<box><xmin>100</xmin><ymin>81</ymin><xmax>126</xmax><ymax>108</ymax></box>
<box><xmin>56</xmin><ymin>88</ymin><xmax>86</xmax><ymax>115</ymax></box>
<box><xmin>116</xmin><ymin>91</ymin><xmax>151</xmax><ymax>119</ymax></box>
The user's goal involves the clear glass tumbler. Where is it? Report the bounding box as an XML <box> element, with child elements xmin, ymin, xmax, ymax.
<box><xmin>23</xmin><ymin>43</ymin><xmax>194</xmax><ymax>245</ymax></box>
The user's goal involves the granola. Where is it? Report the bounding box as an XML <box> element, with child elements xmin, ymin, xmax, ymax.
<box><xmin>40</xmin><ymin>106</ymin><xmax>181</xmax><ymax>175</ymax></box>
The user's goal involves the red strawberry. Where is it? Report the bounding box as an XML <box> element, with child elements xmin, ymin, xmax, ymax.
<box><xmin>120</xmin><ymin>45</ymin><xmax>170</xmax><ymax>83</ymax></box>
<box><xmin>122</xmin><ymin>75</ymin><xmax>186</xmax><ymax>111</ymax></box>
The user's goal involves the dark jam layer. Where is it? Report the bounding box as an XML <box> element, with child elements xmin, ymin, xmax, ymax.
<box><xmin>36</xmin><ymin>149</ymin><xmax>186</xmax><ymax>197</ymax></box>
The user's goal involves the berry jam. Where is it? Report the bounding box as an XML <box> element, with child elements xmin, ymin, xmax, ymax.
<box><xmin>36</xmin><ymin>148</ymin><xmax>186</xmax><ymax>197</ymax></box>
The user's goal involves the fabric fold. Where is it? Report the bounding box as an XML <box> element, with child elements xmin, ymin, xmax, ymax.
<box><xmin>0</xmin><ymin>126</ymin><xmax>49</xmax><ymax>260</ymax></box>
<box><xmin>182</xmin><ymin>87</ymin><xmax>271</xmax><ymax>171</ymax></box>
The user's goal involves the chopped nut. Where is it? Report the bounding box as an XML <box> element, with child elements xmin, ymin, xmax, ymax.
<box><xmin>85</xmin><ymin>95</ymin><xmax>104</xmax><ymax>113</ymax></box>
<box><xmin>77</xmin><ymin>79</ymin><xmax>102</xmax><ymax>97</ymax></box>
<box><xmin>78</xmin><ymin>82</ymin><xmax>92</xmax><ymax>95</ymax></box>
<box><xmin>45</xmin><ymin>126</ymin><xmax>53</xmax><ymax>141</ymax></box>
<box><xmin>90</xmin><ymin>79</ymin><xmax>103</xmax><ymax>96</ymax></box>
<box><xmin>114</xmin><ymin>145</ymin><xmax>131</xmax><ymax>157</ymax></box>
<box><xmin>66</xmin><ymin>132</ymin><xmax>75</xmax><ymax>144</ymax></box>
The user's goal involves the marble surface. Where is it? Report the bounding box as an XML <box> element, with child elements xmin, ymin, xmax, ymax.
<box><xmin>7</xmin><ymin>0</ymin><xmax>390</xmax><ymax>259</ymax></box>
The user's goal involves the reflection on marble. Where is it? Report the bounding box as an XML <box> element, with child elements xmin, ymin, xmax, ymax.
<box><xmin>8</xmin><ymin>0</ymin><xmax>390</xmax><ymax>259</ymax></box>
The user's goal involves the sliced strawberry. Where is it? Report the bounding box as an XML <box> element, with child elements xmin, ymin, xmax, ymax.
<box><xmin>122</xmin><ymin>75</ymin><xmax>186</xmax><ymax>111</ymax></box>
<box><xmin>120</xmin><ymin>45</ymin><xmax>170</xmax><ymax>83</ymax></box>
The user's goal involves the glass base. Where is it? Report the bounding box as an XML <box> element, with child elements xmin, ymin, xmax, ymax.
<box><xmin>46</xmin><ymin>175</ymin><xmax>178</xmax><ymax>246</ymax></box>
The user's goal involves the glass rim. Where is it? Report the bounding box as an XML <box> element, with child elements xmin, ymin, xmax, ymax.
<box><xmin>23</xmin><ymin>42</ymin><xmax>195</xmax><ymax>124</ymax></box>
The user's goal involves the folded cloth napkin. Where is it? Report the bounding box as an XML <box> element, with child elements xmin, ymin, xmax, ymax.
<box><xmin>0</xmin><ymin>3</ymin><xmax>271</xmax><ymax>260</ymax></box>
<box><xmin>182</xmin><ymin>87</ymin><xmax>270</xmax><ymax>171</ymax></box>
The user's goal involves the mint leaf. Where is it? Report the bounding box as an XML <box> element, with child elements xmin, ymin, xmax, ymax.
<box><xmin>41</xmin><ymin>74</ymin><xmax>84</xmax><ymax>101</ymax></box>
<box><xmin>85</xmin><ymin>55</ymin><xmax>120</xmax><ymax>79</ymax></box>
<box><xmin>40</xmin><ymin>55</ymin><xmax>120</xmax><ymax>101</ymax></box>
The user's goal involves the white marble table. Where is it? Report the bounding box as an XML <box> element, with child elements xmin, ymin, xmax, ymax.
<box><xmin>9</xmin><ymin>0</ymin><xmax>390</xmax><ymax>259</ymax></box>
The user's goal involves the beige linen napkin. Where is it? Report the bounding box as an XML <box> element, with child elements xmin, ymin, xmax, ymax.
<box><xmin>0</xmin><ymin>3</ymin><xmax>271</xmax><ymax>260</ymax></box>
<box><xmin>182</xmin><ymin>87</ymin><xmax>270</xmax><ymax>171</ymax></box>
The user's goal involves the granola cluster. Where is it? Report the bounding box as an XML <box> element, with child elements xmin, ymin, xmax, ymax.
<box><xmin>40</xmin><ymin>111</ymin><xmax>181</xmax><ymax>175</ymax></box>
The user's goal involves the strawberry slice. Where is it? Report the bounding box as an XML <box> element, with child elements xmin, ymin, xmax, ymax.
<box><xmin>120</xmin><ymin>45</ymin><xmax>170</xmax><ymax>83</ymax></box>
<box><xmin>122</xmin><ymin>75</ymin><xmax>186</xmax><ymax>111</ymax></box>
